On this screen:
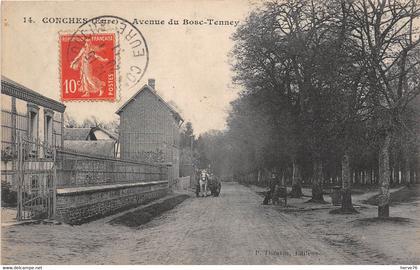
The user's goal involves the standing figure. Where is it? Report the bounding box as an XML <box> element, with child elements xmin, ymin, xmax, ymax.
<box><xmin>263</xmin><ymin>172</ymin><xmax>279</xmax><ymax>205</ymax></box>
<box><xmin>272</xmin><ymin>184</ymin><xmax>281</xmax><ymax>205</ymax></box>
<box><xmin>195</xmin><ymin>170</ymin><xmax>201</xmax><ymax>197</ymax></box>
<box><xmin>70</xmin><ymin>38</ymin><xmax>108</xmax><ymax>97</ymax></box>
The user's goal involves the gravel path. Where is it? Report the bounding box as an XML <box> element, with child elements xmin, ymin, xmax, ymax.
<box><xmin>2</xmin><ymin>182</ymin><xmax>371</xmax><ymax>264</ymax></box>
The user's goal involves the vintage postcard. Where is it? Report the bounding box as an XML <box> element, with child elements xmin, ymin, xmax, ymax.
<box><xmin>1</xmin><ymin>0</ymin><xmax>419</xmax><ymax>268</ymax></box>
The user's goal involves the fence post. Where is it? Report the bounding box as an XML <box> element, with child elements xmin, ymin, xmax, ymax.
<box><xmin>16</xmin><ymin>133</ymin><xmax>22</xmax><ymax>221</ymax></box>
<box><xmin>52</xmin><ymin>147</ymin><xmax>57</xmax><ymax>219</ymax></box>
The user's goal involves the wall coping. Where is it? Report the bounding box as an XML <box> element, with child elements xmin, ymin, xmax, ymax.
<box><xmin>57</xmin><ymin>180</ymin><xmax>169</xmax><ymax>196</ymax></box>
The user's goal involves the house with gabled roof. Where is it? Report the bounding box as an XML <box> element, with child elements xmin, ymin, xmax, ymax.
<box><xmin>63</xmin><ymin>126</ymin><xmax>119</xmax><ymax>157</ymax></box>
<box><xmin>64</xmin><ymin>126</ymin><xmax>118</xmax><ymax>141</ymax></box>
<box><xmin>116</xmin><ymin>79</ymin><xmax>183</xmax><ymax>182</ymax></box>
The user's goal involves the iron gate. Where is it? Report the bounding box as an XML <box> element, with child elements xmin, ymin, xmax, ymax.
<box><xmin>16</xmin><ymin>135</ymin><xmax>56</xmax><ymax>220</ymax></box>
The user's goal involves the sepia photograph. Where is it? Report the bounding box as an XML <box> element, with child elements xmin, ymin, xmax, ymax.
<box><xmin>1</xmin><ymin>0</ymin><xmax>419</xmax><ymax>268</ymax></box>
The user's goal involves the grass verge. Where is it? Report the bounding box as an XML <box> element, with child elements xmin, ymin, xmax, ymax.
<box><xmin>109</xmin><ymin>194</ymin><xmax>190</xmax><ymax>227</ymax></box>
<box><xmin>363</xmin><ymin>185</ymin><xmax>419</xmax><ymax>206</ymax></box>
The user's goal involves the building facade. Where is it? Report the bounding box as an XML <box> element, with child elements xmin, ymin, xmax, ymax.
<box><xmin>1</xmin><ymin>76</ymin><xmax>66</xmax><ymax>184</ymax></box>
<box><xmin>116</xmin><ymin>79</ymin><xmax>183</xmax><ymax>180</ymax></box>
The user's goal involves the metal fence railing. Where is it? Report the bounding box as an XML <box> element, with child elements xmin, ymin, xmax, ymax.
<box><xmin>16</xmin><ymin>135</ymin><xmax>56</xmax><ymax>221</ymax></box>
<box><xmin>1</xmin><ymin>109</ymin><xmax>27</xmax><ymax>162</ymax></box>
<box><xmin>56</xmin><ymin>148</ymin><xmax>169</xmax><ymax>188</ymax></box>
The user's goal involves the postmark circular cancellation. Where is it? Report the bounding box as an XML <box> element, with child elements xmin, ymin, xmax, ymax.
<box><xmin>59</xmin><ymin>15</ymin><xmax>149</xmax><ymax>102</ymax></box>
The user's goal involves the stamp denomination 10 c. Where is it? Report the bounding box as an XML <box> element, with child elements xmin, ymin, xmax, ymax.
<box><xmin>60</xmin><ymin>32</ymin><xmax>117</xmax><ymax>101</ymax></box>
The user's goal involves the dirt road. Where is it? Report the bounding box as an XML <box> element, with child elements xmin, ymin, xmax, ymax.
<box><xmin>2</xmin><ymin>182</ymin><xmax>374</xmax><ymax>264</ymax></box>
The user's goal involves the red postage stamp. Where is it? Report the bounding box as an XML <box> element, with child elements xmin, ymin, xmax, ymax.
<box><xmin>60</xmin><ymin>33</ymin><xmax>117</xmax><ymax>101</ymax></box>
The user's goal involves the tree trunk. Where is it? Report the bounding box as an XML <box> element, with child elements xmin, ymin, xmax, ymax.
<box><xmin>281</xmin><ymin>170</ymin><xmax>286</xmax><ymax>186</ymax></box>
<box><xmin>341</xmin><ymin>151</ymin><xmax>356</xmax><ymax>213</ymax></box>
<box><xmin>390</xmin><ymin>167</ymin><xmax>394</xmax><ymax>185</ymax></box>
<box><xmin>394</xmin><ymin>164</ymin><xmax>399</xmax><ymax>185</ymax></box>
<box><xmin>409</xmin><ymin>167</ymin><xmax>414</xmax><ymax>185</ymax></box>
<box><xmin>378</xmin><ymin>132</ymin><xmax>391</xmax><ymax>218</ymax></box>
<box><xmin>290</xmin><ymin>159</ymin><xmax>303</xmax><ymax>198</ymax></box>
<box><xmin>370</xmin><ymin>169</ymin><xmax>373</xmax><ymax>185</ymax></box>
<box><xmin>257</xmin><ymin>169</ymin><xmax>261</xmax><ymax>183</ymax></box>
<box><xmin>362</xmin><ymin>170</ymin><xmax>366</xmax><ymax>185</ymax></box>
<box><xmin>355</xmin><ymin>170</ymin><xmax>360</xmax><ymax>185</ymax></box>
<box><xmin>311</xmin><ymin>157</ymin><xmax>324</xmax><ymax>202</ymax></box>
<box><xmin>401</xmin><ymin>149</ymin><xmax>410</xmax><ymax>185</ymax></box>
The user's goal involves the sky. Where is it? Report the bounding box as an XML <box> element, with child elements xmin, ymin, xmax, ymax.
<box><xmin>2</xmin><ymin>0</ymin><xmax>258</xmax><ymax>134</ymax></box>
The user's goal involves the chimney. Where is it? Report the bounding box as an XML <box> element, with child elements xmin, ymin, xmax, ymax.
<box><xmin>148</xmin><ymin>78</ymin><xmax>155</xmax><ymax>90</ymax></box>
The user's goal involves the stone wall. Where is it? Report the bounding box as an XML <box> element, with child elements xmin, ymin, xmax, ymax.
<box><xmin>55</xmin><ymin>180</ymin><xmax>168</xmax><ymax>225</ymax></box>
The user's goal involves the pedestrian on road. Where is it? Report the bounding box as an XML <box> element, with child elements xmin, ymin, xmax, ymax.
<box><xmin>195</xmin><ymin>170</ymin><xmax>201</xmax><ymax>197</ymax></box>
<box><xmin>266</xmin><ymin>172</ymin><xmax>279</xmax><ymax>205</ymax></box>
<box><xmin>272</xmin><ymin>184</ymin><xmax>281</xmax><ymax>205</ymax></box>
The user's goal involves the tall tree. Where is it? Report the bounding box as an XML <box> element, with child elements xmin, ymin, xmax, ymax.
<box><xmin>231</xmin><ymin>0</ymin><xmax>352</xmax><ymax>202</ymax></box>
<box><xmin>349</xmin><ymin>0</ymin><xmax>420</xmax><ymax>217</ymax></box>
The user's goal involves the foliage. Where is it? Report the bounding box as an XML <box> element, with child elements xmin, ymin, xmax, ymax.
<box><xmin>198</xmin><ymin>0</ymin><xmax>420</xmax><ymax>193</ymax></box>
<box><xmin>1</xmin><ymin>181</ymin><xmax>17</xmax><ymax>206</ymax></box>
